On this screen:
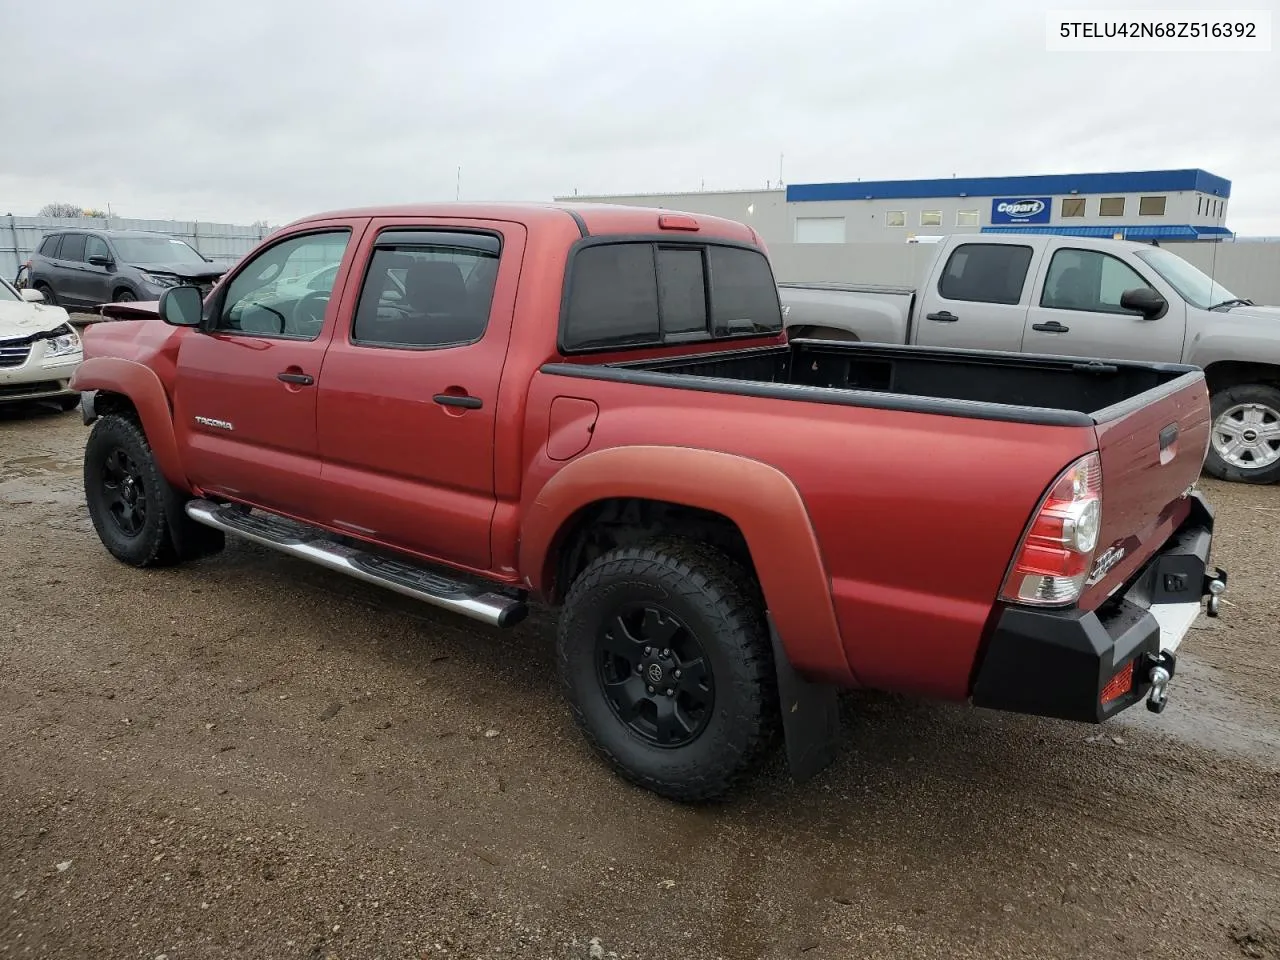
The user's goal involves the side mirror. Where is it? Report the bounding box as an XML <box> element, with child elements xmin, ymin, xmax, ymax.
<box><xmin>1120</xmin><ymin>287</ymin><xmax>1168</xmax><ymax>320</ymax></box>
<box><xmin>20</xmin><ymin>288</ymin><xmax>45</xmax><ymax>303</ymax></box>
<box><xmin>87</xmin><ymin>254</ymin><xmax>113</xmax><ymax>268</ymax></box>
<box><xmin>158</xmin><ymin>286</ymin><xmax>203</xmax><ymax>327</ymax></box>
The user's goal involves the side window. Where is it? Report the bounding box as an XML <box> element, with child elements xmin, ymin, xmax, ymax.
<box><xmin>563</xmin><ymin>243</ymin><xmax>660</xmax><ymax>351</ymax></box>
<box><xmin>1040</xmin><ymin>249</ymin><xmax>1155</xmax><ymax>315</ymax></box>
<box><xmin>937</xmin><ymin>243</ymin><xmax>1033</xmax><ymax>305</ymax></box>
<box><xmin>38</xmin><ymin>235</ymin><xmax>62</xmax><ymax>257</ymax></box>
<box><xmin>59</xmin><ymin>234</ymin><xmax>87</xmax><ymax>263</ymax></box>
<box><xmin>85</xmin><ymin>235</ymin><xmax>109</xmax><ymax>263</ymax></box>
<box><xmin>352</xmin><ymin>231</ymin><xmax>500</xmax><ymax>349</ymax></box>
<box><xmin>216</xmin><ymin>230</ymin><xmax>350</xmax><ymax>339</ymax></box>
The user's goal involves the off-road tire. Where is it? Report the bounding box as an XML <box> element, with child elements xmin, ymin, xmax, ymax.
<box><xmin>558</xmin><ymin>537</ymin><xmax>778</xmax><ymax>802</ymax></box>
<box><xmin>1204</xmin><ymin>383</ymin><xmax>1280</xmax><ymax>485</ymax></box>
<box><xmin>84</xmin><ymin>414</ymin><xmax>223</xmax><ymax>566</ymax></box>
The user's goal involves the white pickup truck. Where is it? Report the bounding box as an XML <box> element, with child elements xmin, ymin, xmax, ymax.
<box><xmin>780</xmin><ymin>233</ymin><xmax>1280</xmax><ymax>484</ymax></box>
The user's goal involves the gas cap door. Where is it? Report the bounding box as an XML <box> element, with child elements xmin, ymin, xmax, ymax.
<box><xmin>547</xmin><ymin>397</ymin><xmax>600</xmax><ymax>462</ymax></box>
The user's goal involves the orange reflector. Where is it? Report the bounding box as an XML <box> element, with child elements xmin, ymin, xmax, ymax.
<box><xmin>658</xmin><ymin>214</ymin><xmax>699</xmax><ymax>231</ymax></box>
<box><xmin>1100</xmin><ymin>661</ymin><xmax>1136</xmax><ymax>705</ymax></box>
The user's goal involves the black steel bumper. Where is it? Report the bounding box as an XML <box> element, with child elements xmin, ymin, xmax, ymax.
<box><xmin>971</xmin><ymin>491</ymin><xmax>1225</xmax><ymax>723</ymax></box>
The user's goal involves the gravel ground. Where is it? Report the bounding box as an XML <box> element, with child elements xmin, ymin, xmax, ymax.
<box><xmin>1</xmin><ymin>400</ymin><xmax>1278</xmax><ymax>960</ymax></box>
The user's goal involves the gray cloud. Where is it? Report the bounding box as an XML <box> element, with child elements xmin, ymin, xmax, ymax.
<box><xmin>1</xmin><ymin>0</ymin><xmax>1276</xmax><ymax>233</ymax></box>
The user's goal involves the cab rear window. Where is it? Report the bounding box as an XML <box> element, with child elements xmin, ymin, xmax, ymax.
<box><xmin>561</xmin><ymin>241</ymin><xmax>782</xmax><ymax>352</ymax></box>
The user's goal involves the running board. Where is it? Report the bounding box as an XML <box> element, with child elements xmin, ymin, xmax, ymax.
<box><xmin>184</xmin><ymin>499</ymin><xmax>528</xmax><ymax>628</ymax></box>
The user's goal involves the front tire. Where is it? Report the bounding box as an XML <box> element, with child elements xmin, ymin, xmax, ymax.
<box><xmin>558</xmin><ymin>538</ymin><xmax>777</xmax><ymax>802</ymax></box>
<box><xmin>84</xmin><ymin>415</ymin><xmax>184</xmax><ymax>567</ymax></box>
<box><xmin>1204</xmin><ymin>383</ymin><xmax>1280</xmax><ymax>484</ymax></box>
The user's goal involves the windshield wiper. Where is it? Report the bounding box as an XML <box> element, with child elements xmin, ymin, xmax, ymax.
<box><xmin>1209</xmin><ymin>298</ymin><xmax>1253</xmax><ymax>310</ymax></box>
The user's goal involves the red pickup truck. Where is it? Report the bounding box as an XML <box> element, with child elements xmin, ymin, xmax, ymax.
<box><xmin>71</xmin><ymin>202</ymin><xmax>1227</xmax><ymax>801</ymax></box>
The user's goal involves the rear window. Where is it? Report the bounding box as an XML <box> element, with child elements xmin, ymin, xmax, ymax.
<box><xmin>37</xmin><ymin>235</ymin><xmax>62</xmax><ymax>257</ymax></box>
<box><xmin>937</xmin><ymin>243</ymin><xmax>1033</xmax><ymax>305</ymax></box>
<box><xmin>562</xmin><ymin>241</ymin><xmax>781</xmax><ymax>352</ymax></box>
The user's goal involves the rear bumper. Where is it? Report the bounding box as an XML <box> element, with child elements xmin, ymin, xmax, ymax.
<box><xmin>971</xmin><ymin>491</ymin><xmax>1225</xmax><ymax>723</ymax></box>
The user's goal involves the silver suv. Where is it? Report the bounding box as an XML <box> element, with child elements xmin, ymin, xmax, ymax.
<box><xmin>26</xmin><ymin>229</ymin><xmax>226</xmax><ymax>310</ymax></box>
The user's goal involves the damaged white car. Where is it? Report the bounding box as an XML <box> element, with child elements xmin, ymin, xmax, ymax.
<box><xmin>0</xmin><ymin>276</ymin><xmax>83</xmax><ymax>410</ymax></box>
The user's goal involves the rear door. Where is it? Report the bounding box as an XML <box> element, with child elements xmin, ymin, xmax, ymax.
<box><xmin>173</xmin><ymin>221</ymin><xmax>364</xmax><ymax>517</ymax></box>
<box><xmin>314</xmin><ymin>218</ymin><xmax>526</xmax><ymax>570</ymax></box>
<box><xmin>53</xmin><ymin>233</ymin><xmax>89</xmax><ymax>306</ymax></box>
<box><xmin>1022</xmin><ymin>246</ymin><xmax>1187</xmax><ymax>362</ymax></box>
<box><xmin>914</xmin><ymin>240</ymin><xmax>1041</xmax><ymax>352</ymax></box>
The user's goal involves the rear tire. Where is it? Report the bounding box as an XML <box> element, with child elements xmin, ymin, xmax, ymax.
<box><xmin>1204</xmin><ymin>383</ymin><xmax>1280</xmax><ymax>484</ymax></box>
<box><xmin>113</xmin><ymin>289</ymin><xmax>137</xmax><ymax>303</ymax></box>
<box><xmin>557</xmin><ymin>537</ymin><xmax>778</xmax><ymax>802</ymax></box>
<box><xmin>34</xmin><ymin>283</ymin><xmax>56</xmax><ymax>306</ymax></box>
<box><xmin>56</xmin><ymin>395</ymin><xmax>80</xmax><ymax>412</ymax></box>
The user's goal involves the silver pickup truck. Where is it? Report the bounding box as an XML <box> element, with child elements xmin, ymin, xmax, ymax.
<box><xmin>780</xmin><ymin>233</ymin><xmax>1280</xmax><ymax>484</ymax></box>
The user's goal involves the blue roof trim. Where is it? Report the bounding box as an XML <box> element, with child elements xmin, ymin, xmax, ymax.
<box><xmin>787</xmin><ymin>169</ymin><xmax>1231</xmax><ymax>203</ymax></box>
<box><xmin>980</xmin><ymin>224</ymin><xmax>1235</xmax><ymax>240</ymax></box>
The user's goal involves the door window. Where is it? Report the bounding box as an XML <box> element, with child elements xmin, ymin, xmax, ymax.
<box><xmin>1039</xmin><ymin>249</ymin><xmax>1155</xmax><ymax>315</ymax></box>
<box><xmin>85</xmin><ymin>235</ymin><xmax>110</xmax><ymax>263</ymax></box>
<box><xmin>59</xmin><ymin>234</ymin><xmax>87</xmax><ymax>262</ymax></box>
<box><xmin>937</xmin><ymin>243</ymin><xmax>1033</xmax><ymax>305</ymax></box>
<box><xmin>352</xmin><ymin>231</ymin><xmax>501</xmax><ymax>349</ymax></box>
<box><xmin>216</xmin><ymin>230</ymin><xmax>351</xmax><ymax>340</ymax></box>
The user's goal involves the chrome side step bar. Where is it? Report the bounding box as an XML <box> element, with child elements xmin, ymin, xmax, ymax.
<box><xmin>184</xmin><ymin>499</ymin><xmax>528</xmax><ymax>628</ymax></box>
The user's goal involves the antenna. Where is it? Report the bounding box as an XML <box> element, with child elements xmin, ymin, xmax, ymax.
<box><xmin>779</xmin><ymin>152</ymin><xmax>784</xmax><ymax>187</ymax></box>
<box><xmin>456</xmin><ymin>166</ymin><xmax>461</xmax><ymax>201</ymax></box>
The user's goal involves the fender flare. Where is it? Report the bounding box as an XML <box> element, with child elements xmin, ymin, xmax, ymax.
<box><xmin>70</xmin><ymin>356</ymin><xmax>188</xmax><ymax>488</ymax></box>
<box><xmin>520</xmin><ymin>445</ymin><xmax>855</xmax><ymax>685</ymax></box>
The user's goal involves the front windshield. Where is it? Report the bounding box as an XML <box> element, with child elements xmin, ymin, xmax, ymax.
<box><xmin>1134</xmin><ymin>247</ymin><xmax>1240</xmax><ymax>310</ymax></box>
<box><xmin>113</xmin><ymin>236</ymin><xmax>208</xmax><ymax>267</ymax></box>
<box><xmin>0</xmin><ymin>278</ymin><xmax>19</xmax><ymax>303</ymax></box>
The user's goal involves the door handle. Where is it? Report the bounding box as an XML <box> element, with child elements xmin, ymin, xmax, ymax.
<box><xmin>1031</xmin><ymin>321</ymin><xmax>1070</xmax><ymax>333</ymax></box>
<box><xmin>433</xmin><ymin>393</ymin><xmax>482</xmax><ymax>410</ymax></box>
<box><xmin>926</xmin><ymin>311</ymin><xmax>958</xmax><ymax>322</ymax></box>
<box><xmin>277</xmin><ymin>371</ymin><xmax>314</xmax><ymax>385</ymax></box>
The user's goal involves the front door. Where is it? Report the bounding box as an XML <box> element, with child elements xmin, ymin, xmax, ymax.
<box><xmin>172</xmin><ymin>222</ymin><xmax>364</xmax><ymax>517</ymax></box>
<box><xmin>1021</xmin><ymin>246</ymin><xmax>1187</xmax><ymax>363</ymax></box>
<box><xmin>914</xmin><ymin>241</ymin><xmax>1041</xmax><ymax>352</ymax></box>
<box><xmin>81</xmin><ymin>234</ymin><xmax>115</xmax><ymax>305</ymax></box>
<box><xmin>315</xmin><ymin>218</ymin><xmax>525</xmax><ymax>571</ymax></box>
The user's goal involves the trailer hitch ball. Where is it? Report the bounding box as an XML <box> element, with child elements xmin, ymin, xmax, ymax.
<box><xmin>1207</xmin><ymin>576</ymin><xmax>1226</xmax><ymax>618</ymax></box>
<box><xmin>1146</xmin><ymin>665</ymin><xmax>1172</xmax><ymax>713</ymax></box>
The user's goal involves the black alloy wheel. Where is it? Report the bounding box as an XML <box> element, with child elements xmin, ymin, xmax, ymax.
<box><xmin>597</xmin><ymin>603</ymin><xmax>715</xmax><ymax>748</ymax></box>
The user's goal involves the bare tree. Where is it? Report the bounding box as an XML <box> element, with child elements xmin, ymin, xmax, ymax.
<box><xmin>38</xmin><ymin>202</ymin><xmax>84</xmax><ymax>218</ymax></box>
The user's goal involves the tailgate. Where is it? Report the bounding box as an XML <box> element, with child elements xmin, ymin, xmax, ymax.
<box><xmin>1079</xmin><ymin>371</ymin><xmax>1211</xmax><ymax>610</ymax></box>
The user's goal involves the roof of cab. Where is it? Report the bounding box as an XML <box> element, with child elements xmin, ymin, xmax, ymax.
<box><xmin>287</xmin><ymin>202</ymin><xmax>760</xmax><ymax>244</ymax></box>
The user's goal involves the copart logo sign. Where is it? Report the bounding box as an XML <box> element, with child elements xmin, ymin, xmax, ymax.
<box><xmin>991</xmin><ymin>197</ymin><xmax>1052</xmax><ymax>225</ymax></box>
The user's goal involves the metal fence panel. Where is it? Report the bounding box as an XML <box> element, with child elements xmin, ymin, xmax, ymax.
<box><xmin>1</xmin><ymin>215</ymin><xmax>274</xmax><ymax>279</ymax></box>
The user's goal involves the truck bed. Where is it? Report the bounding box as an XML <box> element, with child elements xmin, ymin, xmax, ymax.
<box><xmin>549</xmin><ymin>339</ymin><xmax>1199</xmax><ymax>427</ymax></box>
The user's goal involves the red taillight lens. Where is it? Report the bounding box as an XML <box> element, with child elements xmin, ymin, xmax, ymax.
<box><xmin>1000</xmin><ymin>452</ymin><xmax>1102</xmax><ymax>607</ymax></box>
<box><xmin>1100</xmin><ymin>661</ymin><xmax>1136</xmax><ymax>704</ymax></box>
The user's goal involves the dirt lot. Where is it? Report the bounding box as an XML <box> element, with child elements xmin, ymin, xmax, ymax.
<box><xmin>2</xmin><ymin>402</ymin><xmax>1278</xmax><ymax>960</ymax></box>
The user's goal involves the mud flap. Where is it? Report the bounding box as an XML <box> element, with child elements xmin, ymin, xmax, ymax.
<box><xmin>768</xmin><ymin>614</ymin><xmax>842</xmax><ymax>783</ymax></box>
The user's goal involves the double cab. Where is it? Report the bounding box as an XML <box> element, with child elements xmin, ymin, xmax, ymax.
<box><xmin>71</xmin><ymin>203</ymin><xmax>1226</xmax><ymax>801</ymax></box>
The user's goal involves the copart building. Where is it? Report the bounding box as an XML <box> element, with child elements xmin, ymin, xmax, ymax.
<box><xmin>558</xmin><ymin>168</ymin><xmax>1234</xmax><ymax>246</ymax></box>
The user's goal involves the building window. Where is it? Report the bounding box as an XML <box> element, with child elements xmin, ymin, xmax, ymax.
<box><xmin>1061</xmin><ymin>198</ymin><xmax>1086</xmax><ymax>218</ymax></box>
<box><xmin>1139</xmin><ymin>196</ymin><xmax>1166</xmax><ymax>216</ymax></box>
<box><xmin>921</xmin><ymin>210</ymin><xmax>942</xmax><ymax>227</ymax></box>
<box><xmin>793</xmin><ymin>217</ymin><xmax>846</xmax><ymax>244</ymax></box>
<box><xmin>886</xmin><ymin>211</ymin><xmax>906</xmax><ymax>227</ymax></box>
<box><xmin>1099</xmin><ymin>197</ymin><xmax>1125</xmax><ymax>217</ymax></box>
<box><xmin>956</xmin><ymin>209</ymin><xmax>979</xmax><ymax>226</ymax></box>
<box><xmin>1197</xmin><ymin>196</ymin><xmax>1203</xmax><ymax>216</ymax></box>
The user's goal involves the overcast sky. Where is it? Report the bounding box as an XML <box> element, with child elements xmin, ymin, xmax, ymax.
<box><xmin>2</xmin><ymin>0</ymin><xmax>1277</xmax><ymax>233</ymax></box>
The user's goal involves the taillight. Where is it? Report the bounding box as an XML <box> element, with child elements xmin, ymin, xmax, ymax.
<box><xmin>1000</xmin><ymin>452</ymin><xmax>1102</xmax><ymax>607</ymax></box>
